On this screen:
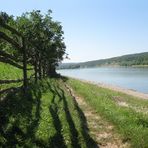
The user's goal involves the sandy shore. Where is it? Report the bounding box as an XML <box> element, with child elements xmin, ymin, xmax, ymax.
<box><xmin>69</xmin><ymin>77</ymin><xmax>148</xmax><ymax>100</ymax></box>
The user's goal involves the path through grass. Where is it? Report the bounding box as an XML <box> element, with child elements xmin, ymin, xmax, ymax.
<box><xmin>67</xmin><ymin>78</ymin><xmax>148</xmax><ymax>148</ymax></box>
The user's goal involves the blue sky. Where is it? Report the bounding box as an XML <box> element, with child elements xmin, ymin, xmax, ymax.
<box><xmin>1</xmin><ymin>0</ymin><xmax>148</xmax><ymax>62</ymax></box>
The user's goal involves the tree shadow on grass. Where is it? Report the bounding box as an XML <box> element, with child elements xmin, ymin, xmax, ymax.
<box><xmin>0</xmin><ymin>85</ymin><xmax>22</xmax><ymax>100</ymax></box>
<box><xmin>0</xmin><ymin>78</ymin><xmax>98</xmax><ymax>147</ymax></box>
<box><xmin>53</xmin><ymin>85</ymin><xmax>81</xmax><ymax>148</ymax></box>
<box><xmin>48</xmin><ymin>81</ymin><xmax>98</xmax><ymax>148</ymax></box>
<box><xmin>47</xmin><ymin>84</ymin><xmax>66</xmax><ymax>148</ymax></box>
<box><xmin>58</xmin><ymin>85</ymin><xmax>98</xmax><ymax>148</ymax></box>
<box><xmin>0</xmin><ymin>83</ymin><xmax>42</xmax><ymax>147</ymax></box>
<box><xmin>72</xmin><ymin>95</ymin><xmax>99</xmax><ymax>148</ymax></box>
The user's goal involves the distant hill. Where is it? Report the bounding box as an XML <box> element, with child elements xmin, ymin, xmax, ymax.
<box><xmin>58</xmin><ymin>52</ymin><xmax>148</xmax><ymax>69</ymax></box>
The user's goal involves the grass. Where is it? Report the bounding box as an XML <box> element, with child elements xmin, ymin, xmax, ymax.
<box><xmin>0</xmin><ymin>62</ymin><xmax>23</xmax><ymax>80</ymax></box>
<box><xmin>0</xmin><ymin>78</ymin><xmax>98</xmax><ymax>147</ymax></box>
<box><xmin>1</xmin><ymin>61</ymin><xmax>148</xmax><ymax>147</ymax></box>
<box><xmin>67</xmin><ymin>78</ymin><xmax>148</xmax><ymax>148</ymax></box>
<box><xmin>0</xmin><ymin>62</ymin><xmax>32</xmax><ymax>93</ymax></box>
<box><xmin>0</xmin><ymin>62</ymin><xmax>23</xmax><ymax>98</ymax></box>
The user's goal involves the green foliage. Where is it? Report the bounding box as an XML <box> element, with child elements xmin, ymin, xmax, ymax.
<box><xmin>59</xmin><ymin>52</ymin><xmax>148</xmax><ymax>69</ymax></box>
<box><xmin>15</xmin><ymin>10</ymin><xmax>66</xmax><ymax>74</ymax></box>
<box><xmin>0</xmin><ymin>10</ymin><xmax>66</xmax><ymax>81</ymax></box>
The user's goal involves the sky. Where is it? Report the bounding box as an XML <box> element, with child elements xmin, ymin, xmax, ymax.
<box><xmin>1</xmin><ymin>0</ymin><xmax>148</xmax><ymax>63</ymax></box>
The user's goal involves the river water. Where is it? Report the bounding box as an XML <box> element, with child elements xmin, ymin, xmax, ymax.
<box><xmin>57</xmin><ymin>67</ymin><xmax>148</xmax><ymax>94</ymax></box>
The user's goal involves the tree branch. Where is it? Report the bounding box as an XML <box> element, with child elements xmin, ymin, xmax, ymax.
<box><xmin>0</xmin><ymin>21</ymin><xmax>22</xmax><ymax>37</ymax></box>
<box><xmin>0</xmin><ymin>56</ymin><xmax>24</xmax><ymax>69</ymax></box>
<box><xmin>0</xmin><ymin>50</ymin><xmax>22</xmax><ymax>62</ymax></box>
<box><xmin>0</xmin><ymin>31</ymin><xmax>22</xmax><ymax>49</ymax></box>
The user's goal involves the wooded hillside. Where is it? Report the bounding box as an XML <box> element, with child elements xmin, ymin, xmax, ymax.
<box><xmin>59</xmin><ymin>52</ymin><xmax>148</xmax><ymax>69</ymax></box>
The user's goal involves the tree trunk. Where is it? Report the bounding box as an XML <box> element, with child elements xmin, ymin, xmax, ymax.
<box><xmin>38</xmin><ymin>56</ymin><xmax>42</xmax><ymax>79</ymax></box>
<box><xmin>22</xmin><ymin>38</ymin><xmax>27</xmax><ymax>92</ymax></box>
<box><xmin>34</xmin><ymin>60</ymin><xmax>38</xmax><ymax>83</ymax></box>
<box><xmin>42</xmin><ymin>60</ymin><xmax>46</xmax><ymax>78</ymax></box>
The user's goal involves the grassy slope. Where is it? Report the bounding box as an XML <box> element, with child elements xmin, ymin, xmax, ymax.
<box><xmin>0</xmin><ymin>62</ymin><xmax>23</xmax><ymax>94</ymax></box>
<box><xmin>0</xmin><ymin>62</ymin><xmax>32</xmax><ymax>92</ymax></box>
<box><xmin>67</xmin><ymin>78</ymin><xmax>148</xmax><ymax>148</ymax></box>
<box><xmin>0</xmin><ymin>78</ymin><xmax>98</xmax><ymax>147</ymax></box>
<box><xmin>0</xmin><ymin>62</ymin><xmax>23</xmax><ymax>80</ymax></box>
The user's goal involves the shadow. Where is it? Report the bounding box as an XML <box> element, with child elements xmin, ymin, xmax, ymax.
<box><xmin>0</xmin><ymin>86</ymin><xmax>22</xmax><ymax>100</ymax></box>
<box><xmin>55</xmin><ymin>86</ymin><xmax>81</xmax><ymax>148</ymax></box>
<box><xmin>0</xmin><ymin>82</ymin><xmax>42</xmax><ymax>147</ymax></box>
<box><xmin>72</xmin><ymin>97</ymin><xmax>99</xmax><ymax>148</ymax></box>
<box><xmin>137</xmin><ymin>118</ymin><xmax>148</xmax><ymax>128</ymax></box>
<box><xmin>48</xmin><ymin>82</ymin><xmax>80</xmax><ymax>148</ymax></box>
<box><xmin>0</xmin><ymin>78</ymin><xmax>98</xmax><ymax>147</ymax></box>
<box><xmin>48</xmin><ymin>80</ymin><xmax>98</xmax><ymax>147</ymax></box>
<box><xmin>49</xmin><ymin>104</ymin><xmax>66</xmax><ymax>147</ymax></box>
<box><xmin>50</xmin><ymin>73</ymin><xmax>69</xmax><ymax>82</ymax></box>
<box><xmin>65</xmin><ymin>83</ymin><xmax>99</xmax><ymax>148</ymax></box>
<box><xmin>48</xmin><ymin>84</ymin><xmax>66</xmax><ymax>148</ymax></box>
<box><xmin>0</xmin><ymin>79</ymin><xmax>23</xmax><ymax>84</ymax></box>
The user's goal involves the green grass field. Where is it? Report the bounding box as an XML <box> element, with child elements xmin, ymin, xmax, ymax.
<box><xmin>67</xmin><ymin>78</ymin><xmax>148</xmax><ymax>148</ymax></box>
<box><xmin>0</xmin><ymin>62</ymin><xmax>33</xmax><ymax>93</ymax></box>
<box><xmin>0</xmin><ymin>62</ymin><xmax>23</xmax><ymax>96</ymax></box>
<box><xmin>0</xmin><ymin>78</ymin><xmax>98</xmax><ymax>147</ymax></box>
<box><xmin>0</xmin><ymin>62</ymin><xmax>23</xmax><ymax>80</ymax></box>
<box><xmin>1</xmin><ymin>62</ymin><xmax>148</xmax><ymax>147</ymax></box>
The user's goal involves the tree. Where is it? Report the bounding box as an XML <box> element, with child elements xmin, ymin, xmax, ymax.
<box><xmin>0</xmin><ymin>10</ymin><xmax>67</xmax><ymax>86</ymax></box>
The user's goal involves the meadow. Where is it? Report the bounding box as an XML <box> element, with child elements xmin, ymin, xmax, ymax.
<box><xmin>1</xmin><ymin>63</ymin><xmax>148</xmax><ymax>147</ymax></box>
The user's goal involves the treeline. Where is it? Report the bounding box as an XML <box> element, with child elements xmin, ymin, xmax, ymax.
<box><xmin>103</xmin><ymin>52</ymin><xmax>148</xmax><ymax>66</ymax></box>
<box><xmin>59</xmin><ymin>52</ymin><xmax>148</xmax><ymax>69</ymax></box>
<box><xmin>0</xmin><ymin>10</ymin><xmax>66</xmax><ymax>90</ymax></box>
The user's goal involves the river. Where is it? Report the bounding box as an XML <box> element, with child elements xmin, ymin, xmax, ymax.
<box><xmin>57</xmin><ymin>67</ymin><xmax>148</xmax><ymax>94</ymax></box>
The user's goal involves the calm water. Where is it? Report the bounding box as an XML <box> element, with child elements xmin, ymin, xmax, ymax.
<box><xmin>57</xmin><ymin>67</ymin><xmax>148</xmax><ymax>94</ymax></box>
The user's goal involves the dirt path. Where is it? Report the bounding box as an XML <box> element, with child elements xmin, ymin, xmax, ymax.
<box><xmin>65</xmin><ymin>84</ymin><xmax>129</xmax><ymax>148</ymax></box>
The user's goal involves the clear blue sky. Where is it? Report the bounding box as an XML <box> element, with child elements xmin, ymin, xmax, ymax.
<box><xmin>1</xmin><ymin>0</ymin><xmax>148</xmax><ymax>62</ymax></box>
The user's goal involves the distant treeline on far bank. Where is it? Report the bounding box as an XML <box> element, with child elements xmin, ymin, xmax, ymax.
<box><xmin>58</xmin><ymin>52</ymin><xmax>148</xmax><ymax>69</ymax></box>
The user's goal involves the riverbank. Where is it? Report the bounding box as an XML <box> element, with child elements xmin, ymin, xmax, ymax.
<box><xmin>66</xmin><ymin>76</ymin><xmax>148</xmax><ymax>100</ymax></box>
<box><xmin>67</xmin><ymin>78</ymin><xmax>148</xmax><ymax>147</ymax></box>
<box><xmin>57</xmin><ymin>67</ymin><xmax>148</xmax><ymax>94</ymax></box>
<box><xmin>97</xmin><ymin>81</ymin><xmax>148</xmax><ymax>100</ymax></box>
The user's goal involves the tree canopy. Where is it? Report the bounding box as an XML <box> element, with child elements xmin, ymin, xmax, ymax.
<box><xmin>0</xmin><ymin>10</ymin><xmax>67</xmax><ymax>88</ymax></box>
